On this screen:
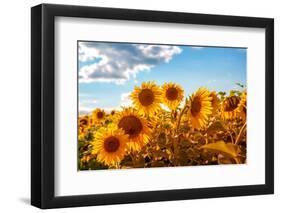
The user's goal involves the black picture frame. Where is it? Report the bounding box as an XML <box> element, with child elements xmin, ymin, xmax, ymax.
<box><xmin>31</xmin><ymin>3</ymin><xmax>274</xmax><ymax>209</ymax></box>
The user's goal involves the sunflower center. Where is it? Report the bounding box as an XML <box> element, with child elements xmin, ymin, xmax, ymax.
<box><xmin>166</xmin><ymin>87</ymin><xmax>178</xmax><ymax>101</ymax></box>
<box><xmin>138</xmin><ymin>89</ymin><xmax>154</xmax><ymax>106</ymax></box>
<box><xmin>104</xmin><ymin>136</ymin><xmax>120</xmax><ymax>152</ymax></box>
<box><xmin>191</xmin><ymin>96</ymin><xmax>202</xmax><ymax>116</ymax></box>
<box><xmin>80</xmin><ymin>119</ymin><xmax>88</xmax><ymax>126</ymax></box>
<box><xmin>97</xmin><ymin>111</ymin><xmax>104</xmax><ymax>119</ymax></box>
<box><xmin>118</xmin><ymin>115</ymin><xmax>143</xmax><ymax>138</ymax></box>
<box><xmin>224</xmin><ymin>96</ymin><xmax>240</xmax><ymax>112</ymax></box>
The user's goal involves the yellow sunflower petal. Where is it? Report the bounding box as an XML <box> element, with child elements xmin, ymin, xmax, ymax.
<box><xmin>130</xmin><ymin>81</ymin><xmax>162</xmax><ymax>116</ymax></box>
<box><xmin>209</xmin><ymin>91</ymin><xmax>220</xmax><ymax>115</ymax></box>
<box><xmin>115</xmin><ymin>108</ymin><xmax>151</xmax><ymax>151</ymax></box>
<box><xmin>162</xmin><ymin>82</ymin><xmax>184</xmax><ymax>110</ymax></box>
<box><xmin>91</xmin><ymin>125</ymin><xmax>128</xmax><ymax>167</ymax></box>
<box><xmin>221</xmin><ymin>95</ymin><xmax>242</xmax><ymax>120</ymax></box>
<box><xmin>187</xmin><ymin>87</ymin><xmax>213</xmax><ymax>129</ymax></box>
<box><xmin>237</xmin><ymin>91</ymin><xmax>247</xmax><ymax>121</ymax></box>
<box><xmin>92</xmin><ymin>108</ymin><xmax>106</xmax><ymax>124</ymax></box>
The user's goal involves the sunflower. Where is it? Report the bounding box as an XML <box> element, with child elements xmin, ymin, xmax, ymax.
<box><xmin>187</xmin><ymin>88</ymin><xmax>213</xmax><ymax>129</ymax></box>
<box><xmin>92</xmin><ymin>108</ymin><xmax>106</xmax><ymax>124</ymax></box>
<box><xmin>92</xmin><ymin>125</ymin><xmax>128</xmax><ymax>167</ymax></box>
<box><xmin>209</xmin><ymin>91</ymin><xmax>220</xmax><ymax>115</ymax></box>
<box><xmin>79</xmin><ymin>115</ymin><xmax>90</xmax><ymax>128</ymax></box>
<box><xmin>110</xmin><ymin>110</ymin><xmax>116</xmax><ymax>116</ymax></box>
<box><xmin>78</xmin><ymin>115</ymin><xmax>91</xmax><ymax>137</ymax></box>
<box><xmin>115</xmin><ymin>108</ymin><xmax>151</xmax><ymax>151</ymax></box>
<box><xmin>130</xmin><ymin>81</ymin><xmax>162</xmax><ymax>116</ymax></box>
<box><xmin>162</xmin><ymin>82</ymin><xmax>184</xmax><ymax>110</ymax></box>
<box><xmin>237</xmin><ymin>92</ymin><xmax>247</xmax><ymax>120</ymax></box>
<box><xmin>221</xmin><ymin>95</ymin><xmax>241</xmax><ymax>120</ymax></box>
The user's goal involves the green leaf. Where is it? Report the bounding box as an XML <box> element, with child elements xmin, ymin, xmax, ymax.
<box><xmin>229</xmin><ymin>90</ymin><xmax>237</xmax><ymax>96</ymax></box>
<box><xmin>200</xmin><ymin>141</ymin><xmax>240</xmax><ymax>158</ymax></box>
<box><xmin>218</xmin><ymin>91</ymin><xmax>226</xmax><ymax>96</ymax></box>
<box><xmin>235</xmin><ymin>83</ymin><xmax>244</xmax><ymax>88</ymax></box>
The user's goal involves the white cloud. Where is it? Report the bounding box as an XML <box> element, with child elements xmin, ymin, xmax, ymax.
<box><xmin>78</xmin><ymin>106</ymin><xmax>93</xmax><ymax>115</ymax></box>
<box><xmin>104</xmin><ymin>107</ymin><xmax>122</xmax><ymax>113</ymax></box>
<box><xmin>207</xmin><ymin>79</ymin><xmax>217</xmax><ymax>84</ymax></box>
<box><xmin>120</xmin><ymin>92</ymin><xmax>132</xmax><ymax>107</ymax></box>
<box><xmin>78</xmin><ymin>98</ymin><xmax>99</xmax><ymax>115</ymax></box>
<box><xmin>79</xmin><ymin>106</ymin><xmax>121</xmax><ymax>115</ymax></box>
<box><xmin>78</xmin><ymin>42</ymin><xmax>182</xmax><ymax>84</ymax></box>
<box><xmin>80</xmin><ymin>99</ymin><xmax>98</xmax><ymax>104</ymax></box>
<box><xmin>191</xmin><ymin>46</ymin><xmax>204</xmax><ymax>50</ymax></box>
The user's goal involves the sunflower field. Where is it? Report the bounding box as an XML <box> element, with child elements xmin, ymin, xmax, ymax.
<box><xmin>78</xmin><ymin>81</ymin><xmax>247</xmax><ymax>170</ymax></box>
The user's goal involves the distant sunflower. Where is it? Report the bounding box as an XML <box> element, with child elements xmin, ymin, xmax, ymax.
<box><xmin>92</xmin><ymin>125</ymin><xmax>128</xmax><ymax>167</ymax></box>
<box><xmin>116</xmin><ymin>108</ymin><xmax>151</xmax><ymax>151</ymax></box>
<box><xmin>238</xmin><ymin>92</ymin><xmax>247</xmax><ymax>120</ymax></box>
<box><xmin>79</xmin><ymin>115</ymin><xmax>90</xmax><ymax>128</ymax></box>
<box><xmin>221</xmin><ymin>95</ymin><xmax>241</xmax><ymax>120</ymax></box>
<box><xmin>162</xmin><ymin>82</ymin><xmax>184</xmax><ymax>110</ymax></box>
<box><xmin>92</xmin><ymin>108</ymin><xmax>106</xmax><ymax>124</ymax></box>
<box><xmin>131</xmin><ymin>81</ymin><xmax>162</xmax><ymax>116</ymax></box>
<box><xmin>209</xmin><ymin>91</ymin><xmax>220</xmax><ymax>115</ymax></box>
<box><xmin>187</xmin><ymin>88</ymin><xmax>213</xmax><ymax>129</ymax></box>
<box><xmin>110</xmin><ymin>110</ymin><xmax>116</xmax><ymax>116</ymax></box>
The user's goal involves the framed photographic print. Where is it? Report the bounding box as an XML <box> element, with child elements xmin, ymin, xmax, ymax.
<box><xmin>31</xmin><ymin>3</ymin><xmax>274</xmax><ymax>209</ymax></box>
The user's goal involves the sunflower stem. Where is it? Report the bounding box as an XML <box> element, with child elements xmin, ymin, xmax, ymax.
<box><xmin>235</xmin><ymin>122</ymin><xmax>247</xmax><ymax>145</ymax></box>
<box><xmin>116</xmin><ymin>162</ymin><xmax>121</xmax><ymax>169</ymax></box>
<box><xmin>130</xmin><ymin>152</ymin><xmax>137</xmax><ymax>167</ymax></box>
<box><xmin>172</xmin><ymin>103</ymin><xmax>189</xmax><ymax>166</ymax></box>
<box><xmin>175</xmin><ymin>104</ymin><xmax>189</xmax><ymax>135</ymax></box>
<box><xmin>227</xmin><ymin>129</ymin><xmax>234</xmax><ymax>144</ymax></box>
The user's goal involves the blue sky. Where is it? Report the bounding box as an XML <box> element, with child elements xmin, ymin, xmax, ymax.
<box><xmin>78</xmin><ymin>42</ymin><xmax>246</xmax><ymax>114</ymax></box>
